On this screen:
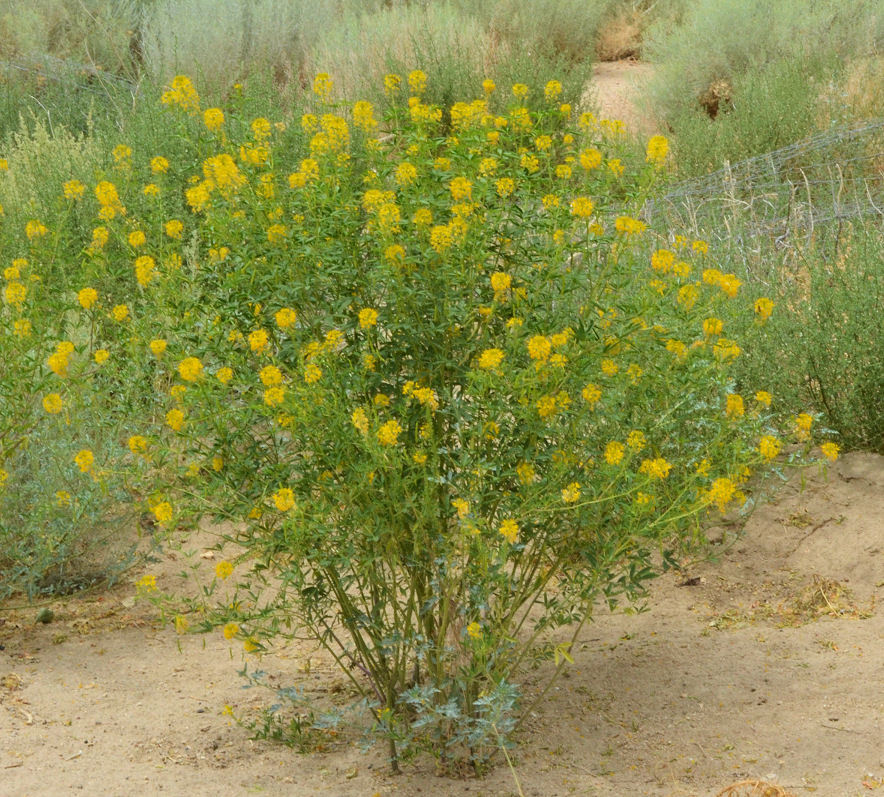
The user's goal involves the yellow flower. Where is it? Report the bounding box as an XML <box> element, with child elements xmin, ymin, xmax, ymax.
<box><xmin>478</xmin><ymin>348</ymin><xmax>504</xmax><ymax>370</ymax></box>
<box><xmin>604</xmin><ymin>441</ymin><xmax>625</xmax><ymax>466</ymax></box>
<box><xmin>511</xmin><ymin>83</ymin><xmax>529</xmax><ymax>100</ymax></box>
<box><xmin>263</xmin><ymin>386</ymin><xmax>286</xmax><ymax>406</ymax></box>
<box><xmin>407</xmin><ymin>69</ymin><xmax>427</xmax><ymax>95</ymax></box>
<box><xmin>520</xmin><ymin>153</ymin><xmax>540</xmax><ymax>173</ymax></box>
<box><xmin>14</xmin><ymin>319</ymin><xmax>31</xmax><ymax>337</ymax></box>
<box><xmin>215</xmin><ymin>560</ymin><xmax>234</xmax><ymax>580</ymax></box>
<box><xmin>495</xmin><ymin>177</ymin><xmax>515</xmax><ymax>197</ymax></box>
<box><xmin>94</xmin><ymin>349</ymin><xmax>109</xmax><ymax>364</ymax></box>
<box><xmin>89</xmin><ymin>226</ymin><xmax>109</xmax><ymax>251</ymax></box>
<box><xmin>259</xmin><ymin>365</ymin><xmax>283</xmax><ymax>386</ymax></box>
<box><xmin>128</xmin><ymin>230</ymin><xmax>146</xmax><ymax>248</ymax></box>
<box><xmin>466</xmin><ymin>622</ymin><xmax>482</xmax><ymax>640</ymax></box>
<box><xmin>615</xmin><ymin>216</ymin><xmax>646</xmax><ymax>235</ymax></box>
<box><xmin>164</xmin><ymin>219</ymin><xmax>183</xmax><ymax>239</ymax></box>
<box><xmin>128</xmin><ymin>435</ymin><xmax>148</xmax><ymax>455</ymax></box>
<box><xmin>359</xmin><ymin>308</ymin><xmax>378</xmax><ymax>329</ymax></box>
<box><xmin>150</xmin><ymin>156</ymin><xmax>169</xmax><ymax>174</ymax></box>
<box><xmin>677</xmin><ymin>284</ymin><xmax>699</xmax><ymax>310</ymax></box>
<box><xmin>304</xmin><ymin>363</ymin><xmax>322</xmax><ymax>384</ymax></box>
<box><xmin>536</xmin><ymin>395</ymin><xmax>558</xmax><ymax>419</ymax></box>
<box><xmin>820</xmin><ymin>442</ymin><xmax>840</xmax><ymax>461</ymax></box>
<box><xmin>352</xmin><ymin>100</ymin><xmax>377</xmax><ymax>131</ymax></box>
<box><xmin>178</xmin><ymin>356</ymin><xmax>203</xmax><ymax>382</ymax></box>
<box><xmin>394</xmin><ymin>162</ymin><xmax>418</xmax><ymax>186</ymax></box>
<box><xmin>4</xmin><ymin>281</ymin><xmax>26</xmax><ymax>306</ymax></box>
<box><xmin>149</xmin><ymin>338</ymin><xmax>167</xmax><ymax>356</ymax></box>
<box><xmin>561</xmin><ymin>482</ymin><xmax>581</xmax><ymax>503</ymax></box>
<box><xmin>754</xmin><ymin>297</ymin><xmax>774</xmax><ymax>322</ymax></box>
<box><xmin>63</xmin><ymin>179</ymin><xmax>86</xmax><ymax>200</ymax></box>
<box><xmin>626</xmin><ymin>430</ymin><xmax>646</xmax><ymax>451</ymax></box>
<box><xmin>203</xmin><ymin>107</ymin><xmax>225</xmax><ymax>130</ymax></box>
<box><xmin>544</xmin><ymin>79</ymin><xmax>562</xmax><ymax>99</ymax></box>
<box><xmin>795</xmin><ymin>413</ymin><xmax>813</xmax><ymax>437</ymax></box>
<box><xmin>527</xmin><ymin>335</ymin><xmax>551</xmax><ymax>362</ymax></box>
<box><xmin>718</xmin><ymin>274</ymin><xmax>742</xmax><ymax>298</ymax></box>
<box><xmin>223</xmin><ymin>622</ymin><xmax>239</xmax><ymax>640</ymax></box>
<box><xmin>351</xmin><ymin>408</ymin><xmax>369</xmax><ymax>435</ymax></box>
<box><xmin>250</xmin><ymin>117</ymin><xmax>272</xmax><ymax>141</ymax></box>
<box><xmin>377</xmin><ymin>419</ymin><xmax>402</xmax><ymax>446</ymax></box>
<box><xmin>570</xmin><ymin>196</ymin><xmax>594</xmax><ymax>218</ymax></box>
<box><xmin>708</xmin><ymin>477</ymin><xmax>736</xmax><ymax>512</ymax></box>
<box><xmin>607</xmin><ymin>158</ymin><xmax>624</xmax><ymax>177</ymax></box>
<box><xmin>152</xmin><ymin>501</ymin><xmax>173</xmax><ymax>525</ymax></box>
<box><xmin>266</xmin><ymin>223</ymin><xmax>287</xmax><ymax>244</ymax></box>
<box><xmin>482</xmin><ymin>78</ymin><xmax>495</xmax><ymax>95</ymax></box>
<box><xmin>645</xmin><ymin>135</ymin><xmax>669</xmax><ymax>165</ymax></box>
<box><xmin>74</xmin><ymin>449</ymin><xmax>94</xmax><ymax>473</ymax></box>
<box><xmin>429</xmin><ymin>225</ymin><xmax>453</xmax><ymax>253</ymax></box>
<box><xmin>702</xmin><ymin>317</ymin><xmax>723</xmax><ymax>337</ymax></box>
<box><xmin>499</xmin><ymin>518</ymin><xmax>519</xmax><ymax>544</ymax></box>
<box><xmin>248</xmin><ymin>328</ymin><xmax>269</xmax><ymax>354</ymax></box>
<box><xmin>755</xmin><ymin>390</ymin><xmax>772</xmax><ymax>407</ymax></box>
<box><xmin>216</xmin><ymin>367</ymin><xmax>233</xmax><ymax>384</ymax></box>
<box><xmin>275</xmin><ymin>307</ymin><xmax>297</xmax><ymax>329</ymax></box>
<box><xmin>42</xmin><ymin>393</ymin><xmax>63</xmax><ymax>414</ymax></box>
<box><xmin>273</xmin><ymin>487</ymin><xmax>296</xmax><ymax>511</ymax></box>
<box><xmin>77</xmin><ymin>287</ymin><xmax>98</xmax><ymax>309</ymax></box>
<box><xmin>601</xmin><ymin>358</ymin><xmax>619</xmax><ymax>376</ymax></box>
<box><xmin>638</xmin><ymin>457</ymin><xmax>672</xmax><ymax>479</ymax></box>
<box><xmin>383</xmin><ymin>73</ymin><xmax>401</xmax><ymax>95</ymax></box>
<box><xmin>111</xmin><ymin>304</ymin><xmax>129</xmax><ymax>322</ymax></box>
<box><xmin>758</xmin><ymin>435</ymin><xmax>781</xmax><ymax>462</ymax></box>
<box><xmin>725</xmin><ymin>393</ymin><xmax>744</xmax><ymax>419</ymax></box>
<box><xmin>516</xmin><ymin>462</ymin><xmax>535</xmax><ymax>486</ymax></box>
<box><xmin>174</xmin><ymin>615</ymin><xmax>189</xmax><ymax>634</ymax></box>
<box><xmin>25</xmin><ymin>219</ymin><xmax>48</xmax><ymax>240</ymax></box>
<box><xmin>136</xmin><ymin>574</ymin><xmax>157</xmax><ymax>593</ymax></box>
<box><xmin>452</xmin><ymin>498</ymin><xmax>470</xmax><ymax>519</ymax></box>
<box><xmin>166</xmin><ymin>408</ymin><xmax>185</xmax><ymax>431</ymax></box>
<box><xmin>449</xmin><ymin>176</ymin><xmax>472</xmax><ymax>201</ymax></box>
<box><xmin>313</xmin><ymin>72</ymin><xmax>333</xmax><ymax>101</ymax></box>
<box><xmin>134</xmin><ymin>255</ymin><xmax>156</xmax><ymax>286</ymax></box>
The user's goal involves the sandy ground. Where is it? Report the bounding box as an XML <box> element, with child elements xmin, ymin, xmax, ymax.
<box><xmin>590</xmin><ymin>60</ymin><xmax>657</xmax><ymax>137</ymax></box>
<box><xmin>2</xmin><ymin>450</ymin><xmax>882</xmax><ymax>797</ymax></box>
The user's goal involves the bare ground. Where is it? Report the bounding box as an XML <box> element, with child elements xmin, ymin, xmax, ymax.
<box><xmin>2</xmin><ymin>451</ymin><xmax>882</xmax><ymax>797</ymax></box>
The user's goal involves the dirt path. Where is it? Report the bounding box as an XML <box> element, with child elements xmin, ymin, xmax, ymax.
<box><xmin>2</xmin><ymin>452</ymin><xmax>882</xmax><ymax>796</ymax></box>
<box><xmin>590</xmin><ymin>60</ymin><xmax>657</xmax><ymax>137</ymax></box>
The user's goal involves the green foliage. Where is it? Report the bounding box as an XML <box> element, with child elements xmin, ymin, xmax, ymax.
<box><xmin>48</xmin><ymin>75</ymin><xmax>814</xmax><ymax>770</ymax></box>
<box><xmin>644</xmin><ymin>0</ymin><xmax>884</xmax><ymax>176</ymax></box>
<box><xmin>733</xmin><ymin>222</ymin><xmax>884</xmax><ymax>453</ymax></box>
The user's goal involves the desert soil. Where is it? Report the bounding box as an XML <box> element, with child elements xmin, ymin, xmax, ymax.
<box><xmin>2</xmin><ymin>64</ymin><xmax>882</xmax><ymax>797</ymax></box>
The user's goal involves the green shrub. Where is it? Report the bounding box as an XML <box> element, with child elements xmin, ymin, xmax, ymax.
<box><xmin>50</xmin><ymin>74</ymin><xmax>820</xmax><ymax>771</ymax></box>
<box><xmin>733</xmin><ymin>222</ymin><xmax>884</xmax><ymax>452</ymax></box>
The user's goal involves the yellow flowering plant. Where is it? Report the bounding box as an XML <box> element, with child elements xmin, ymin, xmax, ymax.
<box><xmin>0</xmin><ymin>73</ymin><xmax>829</xmax><ymax>770</ymax></box>
<box><xmin>92</xmin><ymin>74</ymin><xmax>832</xmax><ymax>772</ymax></box>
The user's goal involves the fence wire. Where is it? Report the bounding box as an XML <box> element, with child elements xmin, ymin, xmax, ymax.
<box><xmin>642</xmin><ymin>118</ymin><xmax>884</xmax><ymax>252</ymax></box>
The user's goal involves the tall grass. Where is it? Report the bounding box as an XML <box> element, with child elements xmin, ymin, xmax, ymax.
<box><xmin>643</xmin><ymin>0</ymin><xmax>884</xmax><ymax>176</ymax></box>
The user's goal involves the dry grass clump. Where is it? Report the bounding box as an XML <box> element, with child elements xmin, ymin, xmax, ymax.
<box><xmin>716</xmin><ymin>780</ymin><xmax>797</xmax><ymax>797</ymax></box>
<box><xmin>596</xmin><ymin>6</ymin><xmax>643</xmax><ymax>62</ymax></box>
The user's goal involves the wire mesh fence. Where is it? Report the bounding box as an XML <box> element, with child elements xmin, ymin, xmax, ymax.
<box><xmin>643</xmin><ymin>117</ymin><xmax>884</xmax><ymax>250</ymax></box>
